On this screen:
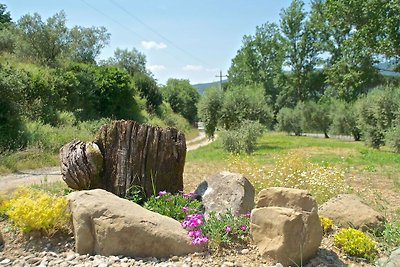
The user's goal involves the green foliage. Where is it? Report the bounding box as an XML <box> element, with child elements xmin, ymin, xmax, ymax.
<box><xmin>276</xmin><ymin>107</ymin><xmax>302</xmax><ymax>136</ymax></box>
<box><xmin>334</xmin><ymin>228</ymin><xmax>377</xmax><ymax>262</ymax></box>
<box><xmin>220</xmin><ymin>120</ymin><xmax>265</xmax><ymax>154</ymax></box>
<box><xmin>0</xmin><ymin>4</ymin><xmax>12</xmax><ymax>29</ymax></box>
<box><xmin>0</xmin><ymin>187</ymin><xmax>70</xmax><ymax>234</ymax></box>
<box><xmin>133</xmin><ymin>72</ymin><xmax>162</xmax><ymax>111</ymax></box>
<box><xmin>162</xmin><ymin>79</ymin><xmax>200</xmax><ymax>124</ymax></box>
<box><xmin>126</xmin><ymin>184</ymin><xmax>146</xmax><ymax>205</ymax></box>
<box><xmin>103</xmin><ymin>47</ymin><xmax>147</xmax><ymax>76</ymax></box>
<box><xmin>200</xmin><ymin>210</ymin><xmax>250</xmax><ymax>249</ymax></box>
<box><xmin>385</xmin><ymin>126</ymin><xmax>400</xmax><ymax>153</ymax></box>
<box><xmin>220</xmin><ymin>85</ymin><xmax>273</xmax><ymax>130</ymax></box>
<box><xmin>356</xmin><ymin>86</ymin><xmax>400</xmax><ymax>149</ymax></box>
<box><xmin>372</xmin><ymin>220</ymin><xmax>400</xmax><ymax>252</ymax></box>
<box><xmin>144</xmin><ymin>192</ymin><xmax>202</xmax><ymax>221</ymax></box>
<box><xmin>329</xmin><ymin>99</ymin><xmax>361</xmax><ymax>141</ymax></box>
<box><xmin>320</xmin><ymin>216</ymin><xmax>333</xmax><ymax>235</ymax></box>
<box><xmin>197</xmin><ymin>87</ymin><xmax>224</xmax><ymax>138</ymax></box>
<box><xmin>298</xmin><ymin>100</ymin><xmax>332</xmax><ymax>138</ymax></box>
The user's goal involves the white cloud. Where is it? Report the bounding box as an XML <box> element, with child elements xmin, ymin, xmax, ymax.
<box><xmin>205</xmin><ymin>68</ymin><xmax>219</xmax><ymax>73</ymax></box>
<box><xmin>148</xmin><ymin>64</ymin><xmax>166</xmax><ymax>72</ymax></box>
<box><xmin>183</xmin><ymin>65</ymin><xmax>204</xmax><ymax>71</ymax></box>
<box><xmin>141</xmin><ymin>41</ymin><xmax>167</xmax><ymax>50</ymax></box>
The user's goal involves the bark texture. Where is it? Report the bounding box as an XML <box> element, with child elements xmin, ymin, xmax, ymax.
<box><xmin>60</xmin><ymin>120</ymin><xmax>186</xmax><ymax>198</ymax></box>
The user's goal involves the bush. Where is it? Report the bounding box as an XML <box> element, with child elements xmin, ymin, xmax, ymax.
<box><xmin>220</xmin><ymin>85</ymin><xmax>273</xmax><ymax>130</ymax></box>
<box><xmin>220</xmin><ymin>120</ymin><xmax>265</xmax><ymax>154</ymax></box>
<box><xmin>0</xmin><ymin>187</ymin><xmax>70</xmax><ymax>234</ymax></box>
<box><xmin>329</xmin><ymin>99</ymin><xmax>361</xmax><ymax>141</ymax></box>
<box><xmin>334</xmin><ymin>228</ymin><xmax>377</xmax><ymax>262</ymax></box>
<box><xmin>385</xmin><ymin>126</ymin><xmax>400</xmax><ymax>153</ymax></box>
<box><xmin>144</xmin><ymin>191</ymin><xmax>202</xmax><ymax>221</ymax></box>
<box><xmin>298</xmin><ymin>100</ymin><xmax>332</xmax><ymax>138</ymax></box>
<box><xmin>356</xmin><ymin>86</ymin><xmax>400</xmax><ymax>149</ymax></box>
<box><xmin>276</xmin><ymin>107</ymin><xmax>302</xmax><ymax>136</ymax></box>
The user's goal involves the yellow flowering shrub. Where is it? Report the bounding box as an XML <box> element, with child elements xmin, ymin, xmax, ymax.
<box><xmin>228</xmin><ymin>152</ymin><xmax>351</xmax><ymax>204</ymax></box>
<box><xmin>334</xmin><ymin>228</ymin><xmax>378</xmax><ymax>262</ymax></box>
<box><xmin>0</xmin><ymin>187</ymin><xmax>70</xmax><ymax>234</ymax></box>
<box><xmin>320</xmin><ymin>216</ymin><xmax>333</xmax><ymax>235</ymax></box>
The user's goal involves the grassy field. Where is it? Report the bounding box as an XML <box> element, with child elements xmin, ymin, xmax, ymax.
<box><xmin>185</xmin><ymin>132</ymin><xmax>400</xmax><ymax>219</ymax></box>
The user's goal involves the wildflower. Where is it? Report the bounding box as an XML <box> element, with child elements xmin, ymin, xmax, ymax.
<box><xmin>240</xmin><ymin>225</ymin><xmax>247</xmax><ymax>231</ymax></box>
<box><xmin>158</xmin><ymin>191</ymin><xmax>167</xmax><ymax>197</ymax></box>
<box><xmin>244</xmin><ymin>212</ymin><xmax>251</xmax><ymax>218</ymax></box>
<box><xmin>183</xmin><ymin>192</ymin><xmax>196</xmax><ymax>198</ymax></box>
<box><xmin>188</xmin><ymin>229</ymin><xmax>203</xmax><ymax>237</ymax></box>
<box><xmin>192</xmin><ymin>235</ymin><xmax>208</xmax><ymax>245</ymax></box>
<box><xmin>225</xmin><ymin>225</ymin><xmax>232</xmax><ymax>233</ymax></box>
<box><xmin>181</xmin><ymin>206</ymin><xmax>189</xmax><ymax>213</ymax></box>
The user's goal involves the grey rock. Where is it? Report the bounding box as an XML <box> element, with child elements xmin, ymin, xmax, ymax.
<box><xmin>376</xmin><ymin>247</ymin><xmax>400</xmax><ymax>267</ymax></box>
<box><xmin>194</xmin><ymin>171</ymin><xmax>255</xmax><ymax>216</ymax></box>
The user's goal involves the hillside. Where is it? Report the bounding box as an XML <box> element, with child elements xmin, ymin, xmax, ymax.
<box><xmin>192</xmin><ymin>80</ymin><xmax>227</xmax><ymax>94</ymax></box>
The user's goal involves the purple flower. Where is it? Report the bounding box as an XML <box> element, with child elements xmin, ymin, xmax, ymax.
<box><xmin>183</xmin><ymin>191</ymin><xmax>197</xmax><ymax>198</ymax></box>
<box><xmin>158</xmin><ymin>191</ymin><xmax>167</xmax><ymax>197</ymax></box>
<box><xmin>188</xmin><ymin>230</ymin><xmax>203</xmax><ymax>238</ymax></box>
<box><xmin>181</xmin><ymin>206</ymin><xmax>189</xmax><ymax>212</ymax></box>
<box><xmin>181</xmin><ymin>214</ymin><xmax>204</xmax><ymax>230</ymax></box>
<box><xmin>165</xmin><ymin>197</ymin><xmax>172</xmax><ymax>202</ymax></box>
<box><xmin>225</xmin><ymin>225</ymin><xmax>232</xmax><ymax>233</ymax></box>
<box><xmin>192</xmin><ymin>235</ymin><xmax>208</xmax><ymax>245</ymax></box>
<box><xmin>240</xmin><ymin>225</ymin><xmax>247</xmax><ymax>231</ymax></box>
<box><xmin>244</xmin><ymin>212</ymin><xmax>251</xmax><ymax>218</ymax></box>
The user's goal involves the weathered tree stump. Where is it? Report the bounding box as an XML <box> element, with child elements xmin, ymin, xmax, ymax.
<box><xmin>59</xmin><ymin>120</ymin><xmax>186</xmax><ymax>198</ymax></box>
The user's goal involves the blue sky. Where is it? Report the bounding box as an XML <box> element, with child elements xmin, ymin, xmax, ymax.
<box><xmin>4</xmin><ymin>0</ymin><xmax>294</xmax><ymax>85</ymax></box>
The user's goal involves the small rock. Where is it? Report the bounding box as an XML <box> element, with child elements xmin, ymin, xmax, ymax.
<box><xmin>0</xmin><ymin>259</ymin><xmax>11</xmax><ymax>264</ymax></box>
<box><xmin>241</xmin><ymin>248</ymin><xmax>250</xmax><ymax>255</ymax></box>
<box><xmin>65</xmin><ymin>253</ymin><xmax>77</xmax><ymax>261</ymax></box>
<box><xmin>222</xmin><ymin>261</ymin><xmax>234</xmax><ymax>267</ymax></box>
<box><xmin>171</xmin><ymin>256</ymin><xmax>180</xmax><ymax>262</ymax></box>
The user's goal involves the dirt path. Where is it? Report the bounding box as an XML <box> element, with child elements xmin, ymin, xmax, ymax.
<box><xmin>0</xmin><ymin>131</ymin><xmax>213</xmax><ymax>194</ymax></box>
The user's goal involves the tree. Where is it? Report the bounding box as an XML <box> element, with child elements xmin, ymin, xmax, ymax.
<box><xmin>280</xmin><ymin>0</ymin><xmax>323</xmax><ymax>104</ymax></box>
<box><xmin>228</xmin><ymin>22</ymin><xmax>285</xmax><ymax>104</ymax></box>
<box><xmin>329</xmin><ymin>99</ymin><xmax>361</xmax><ymax>141</ymax></box>
<box><xmin>297</xmin><ymin>100</ymin><xmax>332</xmax><ymax>138</ymax></box>
<box><xmin>0</xmin><ymin>3</ymin><xmax>11</xmax><ymax>30</ymax></box>
<box><xmin>161</xmin><ymin>79</ymin><xmax>200</xmax><ymax>124</ymax></box>
<box><xmin>276</xmin><ymin>107</ymin><xmax>302</xmax><ymax>136</ymax></box>
<box><xmin>220</xmin><ymin>85</ymin><xmax>273</xmax><ymax>130</ymax></box>
<box><xmin>105</xmin><ymin>48</ymin><xmax>147</xmax><ymax>75</ymax></box>
<box><xmin>197</xmin><ymin>87</ymin><xmax>224</xmax><ymax>138</ymax></box>
<box><xmin>133</xmin><ymin>72</ymin><xmax>162</xmax><ymax>111</ymax></box>
<box><xmin>16</xmin><ymin>11</ymin><xmax>71</xmax><ymax>66</ymax></box>
<box><xmin>70</xmin><ymin>26</ymin><xmax>110</xmax><ymax>64</ymax></box>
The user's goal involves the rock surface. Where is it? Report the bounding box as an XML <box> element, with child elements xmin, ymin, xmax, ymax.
<box><xmin>319</xmin><ymin>194</ymin><xmax>384</xmax><ymax>231</ymax></box>
<box><xmin>251</xmin><ymin>187</ymin><xmax>322</xmax><ymax>266</ymax></box>
<box><xmin>194</xmin><ymin>171</ymin><xmax>255</xmax><ymax>216</ymax></box>
<box><xmin>376</xmin><ymin>247</ymin><xmax>400</xmax><ymax>267</ymax></box>
<box><xmin>67</xmin><ymin>189</ymin><xmax>202</xmax><ymax>258</ymax></box>
<box><xmin>0</xmin><ymin>231</ymin><xmax>3</xmax><ymax>248</ymax></box>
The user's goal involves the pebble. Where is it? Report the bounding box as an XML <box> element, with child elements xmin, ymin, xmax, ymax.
<box><xmin>241</xmin><ymin>248</ymin><xmax>249</xmax><ymax>255</ymax></box>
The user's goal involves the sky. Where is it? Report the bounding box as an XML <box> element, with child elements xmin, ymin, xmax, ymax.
<box><xmin>3</xmin><ymin>0</ymin><xmax>294</xmax><ymax>85</ymax></box>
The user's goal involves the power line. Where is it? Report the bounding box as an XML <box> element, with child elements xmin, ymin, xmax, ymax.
<box><xmin>109</xmin><ymin>0</ymin><xmax>212</xmax><ymax>68</ymax></box>
<box><xmin>215</xmin><ymin>70</ymin><xmax>227</xmax><ymax>90</ymax></box>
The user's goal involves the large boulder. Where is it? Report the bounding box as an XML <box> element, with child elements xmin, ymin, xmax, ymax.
<box><xmin>67</xmin><ymin>189</ymin><xmax>202</xmax><ymax>258</ymax></box>
<box><xmin>194</xmin><ymin>171</ymin><xmax>255</xmax><ymax>216</ymax></box>
<box><xmin>251</xmin><ymin>187</ymin><xmax>322</xmax><ymax>266</ymax></box>
<box><xmin>319</xmin><ymin>194</ymin><xmax>384</xmax><ymax>231</ymax></box>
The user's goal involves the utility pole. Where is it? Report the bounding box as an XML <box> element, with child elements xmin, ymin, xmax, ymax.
<box><xmin>215</xmin><ymin>70</ymin><xmax>227</xmax><ymax>91</ymax></box>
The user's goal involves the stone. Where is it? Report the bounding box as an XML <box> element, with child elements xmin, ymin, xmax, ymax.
<box><xmin>0</xmin><ymin>231</ymin><xmax>3</xmax><ymax>247</ymax></box>
<box><xmin>376</xmin><ymin>247</ymin><xmax>400</xmax><ymax>267</ymax></box>
<box><xmin>194</xmin><ymin>171</ymin><xmax>255</xmax><ymax>216</ymax></box>
<box><xmin>251</xmin><ymin>187</ymin><xmax>322</xmax><ymax>267</ymax></box>
<box><xmin>319</xmin><ymin>194</ymin><xmax>384</xmax><ymax>231</ymax></box>
<box><xmin>67</xmin><ymin>189</ymin><xmax>202</xmax><ymax>258</ymax></box>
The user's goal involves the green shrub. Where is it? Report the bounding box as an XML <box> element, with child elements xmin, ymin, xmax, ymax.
<box><xmin>298</xmin><ymin>100</ymin><xmax>332</xmax><ymax>138</ymax></box>
<box><xmin>385</xmin><ymin>126</ymin><xmax>400</xmax><ymax>153</ymax></box>
<box><xmin>371</xmin><ymin>220</ymin><xmax>400</xmax><ymax>252</ymax></box>
<box><xmin>197</xmin><ymin>87</ymin><xmax>224</xmax><ymax>138</ymax></box>
<box><xmin>356</xmin><ymin>86</ymin><xmax>400</xmax><ymax>149</ymax></box>
<box><xmin>334</xmin><ymin>228</ymin><xmax>377</xmax><ymax>262</ymax></box>
<box><xmin>220</xmin><ymin>120</ymin><xmax>265</xmax><ymax>154</ymax></box>
<box><xmin>329</xmin><ymin>99</ymin><xmax>361</xmax><ymax>141</ymax></box>
<box><xmin>144</xmin><ymin>191</ymin><xmax>202</xmax><ymax>221</ymax></box>
<box><xmin>276</xmin><ymin>107</ymin><xmax>302</xmax><ymax>136</ymax></box>
<box><xmin>199</xmin><ymin>210</ymin><xmax>250</xmax><ymax>249</ymax></box>
<box><xmin>0</xmin><ymin>187</ymin><xmax>70</xmax><ymax>234</ymax></box>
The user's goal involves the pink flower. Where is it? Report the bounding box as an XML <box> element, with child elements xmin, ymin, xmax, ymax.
<box><xmin>183</xmin><ymin>192</ymin><xmax>197</xmax><ymax>198</ymax></box>
<box><xmin>165</xmin><ymin>197</ymin><xmax>172</xmax><ymax>202</ymax></box>
<box><xmin>182</xmin><ymin>206</ymin><xmax>189</xmax><ymax>212</ymax></box>
<box><xmin>158</xmin><ymin>191</ymin><xmax>167</xmax><ymax>196</ymax></box>
<box><xmin>225</xmin><ymin>225</ymin><xmax>232</xmax><ymax>233</ymax></box>
<box><xmin>244</xmin><ymin>212</ymin><xmax>251</xmax><ymax>218</ymax></box>
<box><xmin>240</xmin><ymin>225</ymin><xmax>247</xmax><ymax>231</ymax></box>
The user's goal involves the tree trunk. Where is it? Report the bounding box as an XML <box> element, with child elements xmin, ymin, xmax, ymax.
<box><xmin>59</xmin><ymin>120</ymin><xmax>186</xmax><ymax>198</ymax></box>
